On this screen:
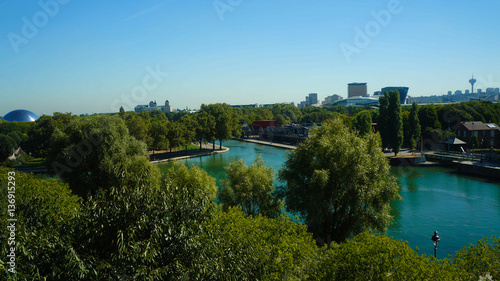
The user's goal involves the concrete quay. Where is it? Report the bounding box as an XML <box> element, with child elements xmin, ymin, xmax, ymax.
<box><xmin>237</xmin><ymin>138</ymin><xmax>297</xmax><ymax>150</ymax></box>
<box><xmin>150</xmin><ymin>143</ymin><xmax>229</xmax><ymax>164</ymax></box>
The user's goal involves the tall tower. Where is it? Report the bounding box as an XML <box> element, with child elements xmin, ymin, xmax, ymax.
<box><xmin>469</xmin><ymin>75</ymin><xmax>476</xmax><ymax>94</ymax></box>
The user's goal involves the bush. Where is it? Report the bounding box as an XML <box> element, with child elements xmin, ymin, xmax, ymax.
<box><xmin>310</xmin><ymin>232</ymin><xmax>459</xmax><ymax>280</ymax></box>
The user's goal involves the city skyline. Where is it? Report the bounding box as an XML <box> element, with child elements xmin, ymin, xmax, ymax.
<box><xmin>1</xmin><ymin>0</ymin><xmax>500</xmax><ymax>116</ymax></box>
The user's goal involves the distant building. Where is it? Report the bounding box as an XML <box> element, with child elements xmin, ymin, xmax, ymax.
<box><xmin>455</xmin><ymin>90</ymin><xmax>463</xmax><ymax>95</ymax></box>
<box><xmin>298</xmin><ymin>93</ymin><xmax>320</xmax><ymax>108</ymax></box>
<box><xmin>307</xmin><ymin>93</ymin><xmax>318</xmax><ymax>105</ymax></box>
<box><xmin>348</xmin><ymin>83</ymin><xmax>367</xmax><ymax>98</ymax></box>
<box><xmin>332</xmin><ymin>96</ymin><xmax>379</xmax><ymax>107</ymax></box>
<box><xmin>465</xmin><ymin>90</ymin><xmax>470</xmax><ymax>94</ymax></box>
<box><xmin>482</xmin><ymin>95</ymin><xmax>499</xmax><ymax>102</ymax></box>
<box><xmin>373</xmin><ymin>91</ymin><xmax>382</xmax><ymax>96</ymax></box>
<box><xmin>322</xmin><ymin>94</ymin><xmax>343</xmax><ymax>106</ymax></box>
<box><xmin>381</xmin><ymin>86</ymin><xmax>409</xmax><ymax>104</ymax></box>
<box><xmin>1</xmin><ymin>109</ymin><xmax>39</xmax><ymax>122</ymax></box>
<box><xmin>135</xmin><ymin>100</ymin><xmax>173</xmax><ymax>113</ymax></box>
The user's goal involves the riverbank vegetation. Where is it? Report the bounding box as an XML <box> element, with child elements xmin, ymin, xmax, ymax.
<box><xmin>3</xmin><ymin>100</ymin><xmax>500</xmax><ymax>167</ymax></box>
<box><xmin>2</xmin><ymin>111</ymin><xmax>500</xmax><ymax>279</ymax></box>
<box><xmin>1</xmin><ymin>101</ymin><xmax>500</xmax><ymax>278</ymax></box>
<box><xmin>1</xmin><ymin>162</ymin><xmax>499</xmax><ymax>279</ymax></box>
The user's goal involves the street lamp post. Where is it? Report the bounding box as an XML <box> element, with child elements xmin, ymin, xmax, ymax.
<box><xmin>431</xmin><ymin>231</ymin><xmax>440</xmax><ymax>258</ymax></box>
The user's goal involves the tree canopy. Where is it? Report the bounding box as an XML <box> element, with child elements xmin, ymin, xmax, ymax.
<box><xmin>378</xmin><ymin>91</ymin><xmax>403</xmax><ymax>154</ymax></box>
<box><xmin>200</xmin><ymin>103</ymin><xmax>241</xmax><ymax>149</ymax></box>
<box><xmin>408</xmin><ymin>102</ymin><xmax>421</xmax><ymax>149</ymax></box>
<box><xmin>46</xmin><ymin>115</ymin><xmax>159</xmax><ymax>197</ymax></box>
<box><xmin>218</xmin><ymin>156</ymin><xmax>283</xmax><ymax>218</ymax></box>
<box><xmin>278</xmin><ymin>118</ymin><xmax>401</xmax><ymax>247</ymax></box>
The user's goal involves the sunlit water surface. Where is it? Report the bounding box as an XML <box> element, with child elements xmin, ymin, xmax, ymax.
<box><xmin>158</xmin><ymin>140</ymin><xmax>500</xmax><ymax>257</ymax></box>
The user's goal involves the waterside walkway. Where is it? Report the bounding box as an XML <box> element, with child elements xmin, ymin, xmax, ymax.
<box><xmin>238</xmin><ymin>138</ymin><xmax>297</xmax><ymax>150</ymax></box>
<box><xmin>150</xmin><ymin>143</ymin><xmax>229</xmax><ymax>163</ymax></box>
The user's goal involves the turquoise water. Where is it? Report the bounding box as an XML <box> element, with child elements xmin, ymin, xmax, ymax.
<box><xmin>158</xmin><ymin>140</ymin><xmax>500</xmax><ymax>257</ymax></box>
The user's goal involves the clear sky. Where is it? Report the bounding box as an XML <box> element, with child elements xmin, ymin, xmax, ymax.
<box><xmin>1</xmin><ymin>0</ymin><xmax>499</xmax><ymax>116</ymax></box>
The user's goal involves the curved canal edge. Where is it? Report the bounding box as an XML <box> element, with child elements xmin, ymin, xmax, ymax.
<box><xmin>150</xmin><ymin>144</ymin><xmax>230</xmax><ymax>164</ymax></box>
<box><xmin>237</xmin><ymin>138</ymin><xmax>297</xmax><ymax>150</ymax></box>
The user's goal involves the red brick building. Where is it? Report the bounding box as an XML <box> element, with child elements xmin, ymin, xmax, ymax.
<box><xmin>455</xmin><ymin>121</ymin><xmax>500</xmax><ymax>148</ymax></box>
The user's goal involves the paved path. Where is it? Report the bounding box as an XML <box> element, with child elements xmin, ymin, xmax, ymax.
<box><xmin>238</xmin><ymin>138</ymin><xmax>297</xmax><ymax>150</ymax></box>
<box><xmin>149</xmin><ymin>143</ymin><xmax>229</xmax><ymax>163</ymax></box>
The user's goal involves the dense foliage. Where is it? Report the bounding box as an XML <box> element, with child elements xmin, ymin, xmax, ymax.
<box><xmin>2</xmin><ymin>101</ymin><xmax>500</xmax><ymax>279</ymax></box>
<box><xmin>46</xmin><ymin>115</ymin><xmax>159</xmax><ymax>197</ymax></box>
<box><xmin>219</xmin><ymin>156</ymin><xmax>283</xmax><ymax>218</ymax></box>
<box><xmin>378</xmin><ymin>91</ymin><xmax>404</xmax><ymax>154</ymax></box>
<box><xmin>2</xmin><ymin>165</ymin><xmax>499</xmax><ymax>280</ymax></box>
<box><xmin>278</xmin><ymin>118</ymin><xmax>401</xmax><ymax>247</ymax></box>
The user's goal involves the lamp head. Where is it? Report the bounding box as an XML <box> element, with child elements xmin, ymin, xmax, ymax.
<box><xmin>431</xmin><ymin>231</ymin><xmax>440</xmax><ymax>243</ymax></box>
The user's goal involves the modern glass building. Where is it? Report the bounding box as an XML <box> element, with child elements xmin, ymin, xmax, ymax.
<box><xmin>2</xmin><ymin>109</ymin><xmax>39</xmax><ymax>122</ymax></box>
<box><xmin>381</xmin><ymin>87</ymin><xmax>409</xmax><ymax>104</ymax></box>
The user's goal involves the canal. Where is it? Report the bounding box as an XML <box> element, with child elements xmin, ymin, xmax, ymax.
<box><xmin>158</xmin><ymin>140</ymin><xmax>500</xmax><ymax>257</ymax></box>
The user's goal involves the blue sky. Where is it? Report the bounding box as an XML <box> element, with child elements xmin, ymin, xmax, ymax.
<box><xmin>1</xmin><ymin>0</ymin><xmax>499</xmax><ymax>116</ymax></box>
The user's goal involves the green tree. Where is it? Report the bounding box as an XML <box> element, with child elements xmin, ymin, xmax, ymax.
<box><xmin>470</xmin><ymin>133</ymin><xmax>480</xmax><ymax>150</ymax></box>
<box><xmin>149</xmin><ymin>109</ymin><xmax>167</xmax><ymax>121</ymax></box>
<box><xmin>125</xmin><ymin>114</ymin><xmax>150</xmax><ymax>144</ymax></box>
<box><xmin>269</xmin><ymin>103</ymin><xmax>302</xmax><ymax>123</ymax></box>
<box><xmin>274</xmin><ymin>113</ymin><xmax>290</xmax><ymax>125</ymax></box>
<box><xmin>301</xmin><ymin>111</ymin><xmax>337</xmax><ymax>124</ymax></box>
<box><xmin>277</xmin><ymin>118</ymin><xmax>401</xmax><ymax>247</ymax></box>
<box><xmin>25</xmin><ymin>113</ymin><xmax>75</xmax><ymax>157</ymax></box>
<box><xmin>6</xmin><ymin>131</ymin><xmax>25</xmax><ymax>147</ymax></box>
<box><xmin>194</xmin><ymin>111</ymin><xmax>216</xmax><ymax>151</ymax></box>
<box><xmin>47</xmin><ymin>115</ymin><xmax>158</xmax><ymax>197</ymax></box>
<box><xmin>378</xmin><ymin>92</ymin><xmax>390</xmax><ymax>149</ymax></box>
<box><xmin>25</xmin><ymin>115</ymin><xmax>56</xmax><ymax>157</ymax></box>
<box><xmin>148</xmin><ymin>119</ymin><xmax>170</xmax><ymax>153</ymax></box>
<box><xmin>408</xmin><ymin>102</ymin><xmax>421</xmax><ymax>149</ymax></box>
<box><xmin>201</xmin><ymin>103</ymin><xmax>241</xmax><ymax>150</ymax></box>
<box><xmin>0</xmin><ymin>134</ymin><xmax>16</xmax><ymax>161</ymax></box>
<box><xmin>219</xmin><ymin>156</ymin><xmax>283</xmax><ymax>218</ymax></box>
<box><xmin>310</xmin><ymin>231</ymin><xmax>459</xmax><ymax>281</ymax></box>
<box><xmin>194</xmin><ymin>207</ymin><xmax>318</xmax><ymax>280</ymax></box>
<box><xmin>178</xmin><ymin>115</ymin><xmax>197</xmax><ymax>150</ymax></box>
<box><xmin>166</xmin><ymin>122</ymin><xmax>184</xmax><ymax>153</ymax></box>
<box><xmin>388</xmin><ymin>90</ymin><xmax>404</xmax><ymax>155</ymax></box>
<box><xmin>354</xmin><ymin>110</ymin><xmax>372</xmax><ymax>136</ymax></box>
<box><xmin>0</xmin><ymin>120</ymin><xmax>31</xmax><ymax>135</ymax></box>
<box><xmin>452</xmin><ymin>236</ymin><xmax>500</xmax><ymax>280</ymax></box>
<box><xmin>419</xmin><ymin>105</ymin><xmax>441</xmax><ymax>140</ymax></box>
<box><xmin>30</xmin><ymin>162</ymin><xmax>215</xmax><ymax>279</ymax></box>
<box><xmin>0</xmin><ymin>167</ymin><xmax>81</xmax><ymax>280</ymax></box>
<box><xmin>402</xmin><ymin>110</ymin><xmax>411</xmax><ymax>146</ymax></box>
